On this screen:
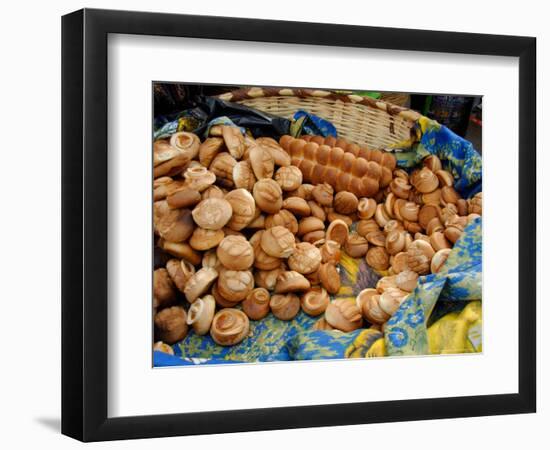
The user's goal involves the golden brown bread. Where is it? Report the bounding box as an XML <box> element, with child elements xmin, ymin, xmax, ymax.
<box><xmin>296</xmin><ymin>135</ymin><xmax>396</xmax><ymax>171</ymax></box>
<box><xmin>279</xmin><ymin>136</ymin><xmax>388</xmax><ymax>198</ymax></box>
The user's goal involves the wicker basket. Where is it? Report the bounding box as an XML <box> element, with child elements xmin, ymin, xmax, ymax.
<box><xmin>218</xmin><ymin>88</ymin><xmax>421</xmax><ymax>150</ymax></box>
<box><xmin>380</xmin><ymin>92</ymin><xmax>410</xmax><ymax>108</ymax></box>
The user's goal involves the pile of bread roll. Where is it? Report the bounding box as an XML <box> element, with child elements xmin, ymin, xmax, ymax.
<box><xmin>152</xmin><ymin>125</ymin><xmax>483</xmax><ymax>352</ymax></box>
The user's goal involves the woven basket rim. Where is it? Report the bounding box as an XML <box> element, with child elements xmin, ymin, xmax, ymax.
<box><xmin>218</xmin><ymin>87</ymin><xmax>422</xmax><ymax>123</ymax></box>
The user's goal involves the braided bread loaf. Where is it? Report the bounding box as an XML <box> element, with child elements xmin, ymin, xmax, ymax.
<box><xmin>299</xmin><ymin>135</ymin><xmax>397</xmax><ymax>172</ymax></box>
<box><xmin>279</xmin><ymin>135</ymin><xmax>395</xmax><ymax>198</ymax></box>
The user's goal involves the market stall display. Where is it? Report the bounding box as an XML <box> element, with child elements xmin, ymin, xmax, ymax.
<box><xmin>152</xmin><ymin>90</ymin><xmax>482</xmax><ymax>365</ymax></box>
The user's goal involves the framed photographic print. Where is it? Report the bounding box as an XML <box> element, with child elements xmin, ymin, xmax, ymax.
<box><xmin>62</xmin><ymin>8</ymin><xmax>536</xmax><ymax>442</ymax></box>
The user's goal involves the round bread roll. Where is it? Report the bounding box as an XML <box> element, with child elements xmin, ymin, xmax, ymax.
<box><xmin>256</xmin><ymin>137</ymin><xmax>291</xmax><ymax>166</ymax></box>
<box><xmin>253</xmin><ymin>178</ymin><xmax>283</xmax><ymax>214</ymax></box>
<box><xmin>326</xmin><ymin>219</ymin><xmax>349</xmax><ymax>246</ymax></box>
<box><xmin>166</xmin><ymin>188</ymin><xmax>201</xmax><ymax>209</ymax></box>
<box><xmin>210</xmin><ymin>152</ymin><xmax>237</xmax><ymax>188</ymax></box>
<box><xmin>344</xmin><ymin>233</ymin><xmax>369</xmax><ymax>258</ymax></box>
<box><xmin>319</xmin><ymin>240</ymin><xmax>342</xmax><ymax>264</ymax></box>
<box><xmin>165</xmin><ymin>259</ymin><xmax>195</xmax><ymax>293</ymax></box>
<box><xmin>154</xmin><ymin>306</ymin><xmax>188</xmax><ymax>344</ymax></box>
<box><xmin>325</xmin><ymin>299</ymin><xmax>363</xmax><ymax>332</ymax></box>
<box><xmin>265</xmin><ymin>210</ymin><xmax>299</xmax><ymax>234</ymax></box>
<box><xmin>249</xmin><ymin>145</ymin><xmax>275</xmax><ymax>179</ymax></box>
<box><xmin>191</xmin><ymin>198</ymin><xmax>233</xmax><ymax>230</ymax></box>
<box><xmin>275</xmin><ymin>271</ymin><xmax>311</xmax><ymax>293</ymax></box>
<box><xmin>153</xmin><ymin>268</ymin><xmax>176</xmax><ymax>309</ymax></box>
<box><xmin>222</xmin><ymin>126</ymin><xmax>245</xmax><ymax>159</ymax></box>
<box><xmin>260</xmin><ymin>226</ymin><xmax>296</xmax><ymax>258</ymax></box>
<box><xmin>232</xmin><ymin>160</ymin><xmax>256</xmax><ymax>190</ymax></box>
<box><xmin>183</xmin><ymin>166</ymin><xmax>216</xmax><ymax>192</ymax></box>
<box><xmin>302</xmin><ymin>230</ymin><xmax>326</xmax><ymax>244</ymax></box>
<box><xmin>169</xmin><ymin>131</ymin><xmax>200</xmax><ymax>160</ymax></box>
<box><xmin>201</xmin><ymin>250</ymin><xmax>222</xmax><ymax>270</ymax></box>
<box><xmin>274</xmin><ymin>166</ymin><xmax>303</xmax><ymax>191</ymax></box>
<box><xmin>366</xmin><ymin>246</ymin><xmax>390</xmax><ymax>271</ymax></box>
<box><xmin>189</xmin><ymin>227</ymin><xmax>225</xmax><ymax>251</ymax></box>
<box><xmin>199</xmin><ymin>137</ymin><xmax>224</xmax><ymax>167</ymax></box>
<box><xmin>282</xmin><ymin>197</ymin><xmax>311</xmax><ymax>216</ymax></box>
<box><xmin>297</xmin><ymin>216</ymin><xmax>325</xmax><ymax>236</ymax></box>
<box><xmin>312</xmin><ymin>183</ymin><xmax>334</xmax><ymax>206</ymax></box>
<box><xmin>217</xmin><ymin>269</ymin><xmax>254</xmax><ymax>302</ymax></box>
<box><xmin>318</xmin><ymin>262</ymin><xmax>340</xmax><ymax>294</ymax></box>
<box><xmin>216</xmin><ymin>235</ymin><xmax>255</xmax><ymax>270</ymax></box>
<box><xmin>288</xmin><ymin>242</ymin><xmax>322</xmax><ymax>274</ymax></box>
<box><xmin>254</xmin><ymin>266</ymin><xmax>285</xmax><ymax>291</ymax></box>
<box><xmin>270</xmin><ymin>293</ymin><xmax>300</xmax><ymax>320</ymax></box>
<box><xmin>300</xmin><ymin>287</ymin><xmax>329</xmax><ymax>316</ymax></box>
<box><xmin>157</xmin><ymin>239</ymin><xmax>202</xmax><ymax>265</ymax></box>
<box><xmin>334</xmin><ymin>191</ymin><xmax>359</xmax><ymax>215</ymax></box>
<box><xmin>210</xmin><ymin>308</ymin><xmax>249</xmax><ymax>346</ymax></box>
<box><xmin>224</xmin><ymin>188</ymin><xmax>256</xmax><ymax>231</ymax></box>
<box><xmin>201</xmin><ymin>185</ymin><xmax>225</xmax><ymax>200</ymax></box>
<box><xmin>250</xmin><ymin>230</ymin><xmax>282</xmax><ymax>271</ymax></box>
<box><xmin>184</xmin><ymin>267</ymin><xmax>219</xmax><ymax>303</ymax></box>
<box><xmin>242</xmin><ymin>288</ymin><xmax>271</xmax><ymax>320</ymax></box>
<box><xmin>154</xmin><ymin>202</ymin><xmax>195</xmax><ymax>243</ymax></box>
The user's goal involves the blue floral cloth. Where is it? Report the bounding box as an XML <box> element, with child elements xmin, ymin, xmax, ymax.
<box><xmin>385</xmin><ymin>218</ymin><xmax>482</xmax><ymax>355</ymax></box>
<box><xmin>290</xmin><ymin>110</ymin><xmax>338</xmax><ymax>138</ymax></box>
<box><xmin>393</xmin><ymin>117</ymin><xmax>482</xmax><ymax>198</ymax></box>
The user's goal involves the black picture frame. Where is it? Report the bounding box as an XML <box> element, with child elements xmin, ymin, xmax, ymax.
<box><xmin>62</xmin><ymin>8</ymin><xmax>536</xmax><ymax>442</ymax></box>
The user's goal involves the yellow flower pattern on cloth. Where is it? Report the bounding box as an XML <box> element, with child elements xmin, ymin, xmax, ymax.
<box><xmin>384</xmin><ymin>218</ymin><xmax>482</xmax><ymax>356</ymax></box>
<box><xmin>339</xmin><ymin>300</ymin><xmax>482</xmax><ymax>359</ymax></box>
<box><xmin>345</xmin><ymin>330</ymin><xmax>386</xmax><ymax>358</ymax></box>
<box><xmin>428</xmin><ymin>301</ymin><xmax>482</xmax><ymax>354</ymax></box>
